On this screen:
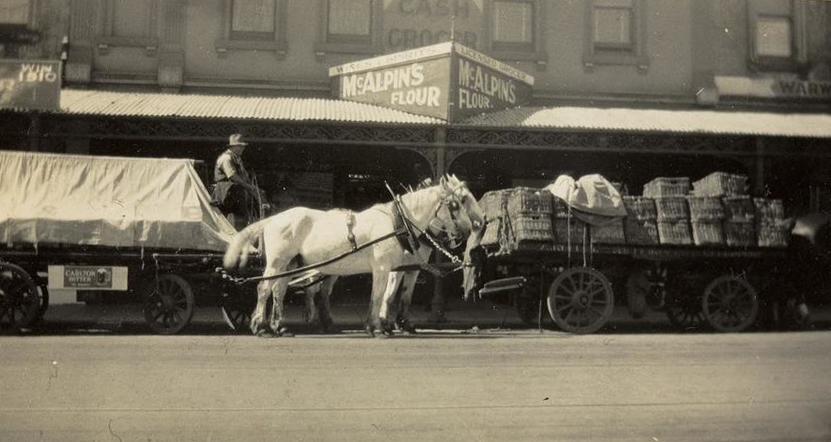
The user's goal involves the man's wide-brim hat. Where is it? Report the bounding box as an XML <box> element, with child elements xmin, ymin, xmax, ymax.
<box><xmin>228</xmin><ymin>133</ymin><xmax>248</xmax><ymax>147</ymax></box>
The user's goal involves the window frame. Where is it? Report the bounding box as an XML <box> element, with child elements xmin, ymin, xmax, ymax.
<box><xmin>583</xmin><ymin>0</ymin><xmax>649</xmax><ymax>70</ymax></box>
<box><xmin>314</xmin><ymin>0</ymin><xmax>382</xmax><ymax>57</ymax></box>
<box><xmin>215</xmin><ymin>0</ymin><xmax>288</xmax><ymax>56</ymax></box>
<box><xmin>0</xmin><ymin>0</ymin><xmax>34</xmax><ymax>26</ymax></box>
<box><xmin>484</xmin><ymin>0</ymin><xmax>546</xmax><ymax>65</ymax></box>
<box><xmin>747</xmin><ymin>0</ymin><xmax>807</xmax><ymax>73</ymax></box>
<box><xmin>96</xmin><ymin>0</ymin><xmax>160</xmax><ymax>56</ymax></box>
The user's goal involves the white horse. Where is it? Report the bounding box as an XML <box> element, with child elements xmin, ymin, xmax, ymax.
<box><xmin>223</xmin><ymin>175</ymin><xmax>484</xmax><ymax>337</ymax></box>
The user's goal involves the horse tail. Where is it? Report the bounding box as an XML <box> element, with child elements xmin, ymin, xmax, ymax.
<box><xmin>224</xmin><ymin>218</ymin><xmax>269</xmax><ymax>270</ymax></box>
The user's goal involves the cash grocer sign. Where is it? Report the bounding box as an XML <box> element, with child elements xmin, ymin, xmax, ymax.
<box><xmin>0</xmin><ymin>59</ymin><xmax>61</xmax><ymax>111</ymax></box>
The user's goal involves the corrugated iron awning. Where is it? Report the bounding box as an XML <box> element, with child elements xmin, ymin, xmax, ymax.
<box><xmin>18</xmin><ymin>89</ymin><xmax>831</xmax><ymax>139</ymax></box>
<box><xmin>53</xmin><ymin>89</ymin><xmax>445</xmax><ymax>125</ymax></box>
<box><xmin>462</xmin><ymin>106</ymin><xmax>831</xmax><ymax>138</ymax></box>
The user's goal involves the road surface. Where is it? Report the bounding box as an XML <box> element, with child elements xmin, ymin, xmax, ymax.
<box><xmin>1</xmin><ymin>330</ymin><xmax>830</xmax><ymax>442</ymax></box>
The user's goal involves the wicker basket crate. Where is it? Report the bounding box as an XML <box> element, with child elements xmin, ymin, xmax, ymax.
<box><xmin>506</xmin><ymin>187</ymin><xmax>553</xmax><ymax>215</ymax></box>
<box><xmin>691</xmin><ymin>221</ymin><xmax>724</xmax><ymax>246</ymax></box>
<box><xmin>624</xmin><ymin>219</ymin><xmax>659</xmax><ymax>245</ymax></box>
<box><xmin>510</xmin><ymin>215</ymin><xmax>554</xmax><ymax>243</ymax></box>
<box><xmin>623</xmin><ymin>196</ymin><xmax>657</xmax><ymax>220</ymax></box>
<box><xmin>643</xmin><ymin>177</ymin><xmax>691</xmax><ymax>198</ymax></box>
<box><xmin>687</xmin><ymin>197</ymin><xmax>725</xmax><ymax>221</ymax></box>
<box><xmin>654</xmin><ymin>197</ymin><xmax>690</xmax><ymax>221</ymax></box>
<box><xmin>553</xmin><ymin>218</ymin><xmax>586</xmax><ymax>245</ymax></box>
<box><xmin>753</xmin><ymin>198</ymin><xmax>785</xmax><ymax>224</ymax></box>
<box><xmin>722</xmin><ymin>196</ymin><xmax>755</xmax><ymax>222</ymax></box>
<box><xmin>479</xmin><ymin>190</ymin><xmax>509</xmax><ymax>220</ymax></box>
<box><xmin>758</xmin><ymin>225</ymin><xmax>789</xmax><ymax>248</ymax></box>
<box><xmin>591</xmin><ymin>218</ymin><xmax>626</xmax><ymax>244</ymax></box>
<box><xmin>692</xmin><ymin>172</ymin><xmax>748</xmax><ymax>197</ymax></box>
<box><xmin>724</xmin><ymin>220</ymin><xmax>756</xmax><ymax>247</ymax></box>
<box><xmin>657</xmin><ymin>221</ymin><xmax>692</xmax><ymax>245</ymax></box>
<box><xmin>481</xmin><ymin>218</ymin><xmax>502</xmax><ymax>247</ymax></box>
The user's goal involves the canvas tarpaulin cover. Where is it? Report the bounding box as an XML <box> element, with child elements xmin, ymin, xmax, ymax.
<box><xmin>0</xmin><ymin>150</ymin><xmax>236</xmax><ymax>252</ymax></box>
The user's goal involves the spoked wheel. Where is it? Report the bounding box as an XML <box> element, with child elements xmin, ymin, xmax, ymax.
<box><xmin>702</xmin><ymin>275</ymin><xmax>759</xmax><ymax>332</ymax></box>
<box><xmin>546</xmin><ymin>267</ymin><xmax>614</xmax><ymax>334</ymax></box>
<box><xmin>665</xmin><ymin>294</ymin><xmax>707</xmax><ymax>331</ymax></box>
<box><xmin>221</xmin><ymin>290</ymin><xmax>256</xmax><ymax>333</ymax></box>
<box><xmin>143</xmin><ymin>274</ymin><xmax>195</xmax><ymax>335</ymax></box>
<box><xmin>0</xmin><ymin>262</ymin><xmax>41</xmax><ymax>331</ymax></box>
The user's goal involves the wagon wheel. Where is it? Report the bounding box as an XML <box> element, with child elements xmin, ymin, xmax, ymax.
<box><xmin>32</xmin><ymin>278</ymin><xmax>49</xmax><ymax>324</ymax></box>
<box><xmin>0</xmin><ymin>262</ymin><xmax>41</xmax><ymax>331</ymax></box>
<box><xmin>143</xmin><ymin>274</ymin><xmax>195</xmax><ymax>335</ymax></box>
<box><xmin>665</xmin><ymin>294</ymin><xmax>706</xmax><ymax>331</ymax></box>
<box><xmin>546</xmin><ymin>267</ymin><xmax>614</xmax><ymax>334</ymax></box>
<box><xmin>221</xmin><ymin>290</ymin><xmax>256</xmax><ymax>333</ymax></box>
<box><xmin>701</xmin><ymin>274</ymin><xmax>759</xmax><ymax>332</ymax></box>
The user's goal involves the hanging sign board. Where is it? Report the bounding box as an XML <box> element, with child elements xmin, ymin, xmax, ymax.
<box><xmin>0</xmin><ymin>59</ymin><xmax>62</xmax><ymax>111</ymax></box>
<box><xmin>330</xmin><ymin>42</ymin><xmax>533</xmax><ymax>122</ymax></box>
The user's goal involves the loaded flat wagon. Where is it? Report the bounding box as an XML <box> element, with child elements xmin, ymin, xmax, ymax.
<box><xmin>465</xmin><ymin>174</ymin><xmax>796</xmax><ymax>334</ymax></box>
<box><xmin>0</xmin><ymin>150</ymin><xmax>244</xmax><ymax>334</ymax></box>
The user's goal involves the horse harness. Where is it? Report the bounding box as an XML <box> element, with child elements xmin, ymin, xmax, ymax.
<box><xmin>220</xmin><ymin>183</ymin><xmax>469</xmax><ymax>285</ymax></box>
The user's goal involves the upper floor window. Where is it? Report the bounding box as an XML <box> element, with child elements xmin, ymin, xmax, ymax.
<box><xmin>215</xmin><ymin>0</ymin><xmax>287</xmax><ymax>56</ymax></box>
<box><xmin>584</xmin><ymin>0</ymin><xmax>648</xmax><ymax>70</ymax></box>
<box><xmin>592</xmin><ymin>0</ymin><xmax>634</xmax><ymax>53</ymax></box>
<box><xmin>0</xmin><ymin>0</ymin><xmax>30</xmax><ymax>25</ymax></box>
<box><xmin>748</xmin><ymin>0</ymin><xmax>806</xmax><ymax>71</ymax></box>
<box><xmin>231</xmin><ymin>0</ymin><xmax>276</xmax><ymax>41</ymax></box>
<box><xmin>315</xmin><ymin>0</ymin><xmax>380</xmax><ymax>57</ymax></box>
<box><xmin>492</xmin><ymin>0</ymin><xmax>534</xmax><ymax>52</ymax></box>
<box><xmin>326</xmin><ymin>0</ymin><xmax>372</xmax><ymax>45</ymax></box>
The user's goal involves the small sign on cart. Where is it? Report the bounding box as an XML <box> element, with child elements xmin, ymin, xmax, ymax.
<box><xmin>48</xmin><ymin>266</ymin><xmax>128</xmax><ymax>291</ymax></box>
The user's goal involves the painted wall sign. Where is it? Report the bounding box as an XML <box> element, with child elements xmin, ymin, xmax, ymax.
<box><xmin>330</xmin><ymin>42</ymin><xmax>533</xmax><ymax>122</ymax></box>
<box><xmin>383</xmin><ymin>0</ymin><xmax>482</xmax><ymax>51</ymax></box>
<box><xmin>47</xmin><ymin>265</ymin><xmax>129</xmax><ymax>291</ymax></box>
<box><xmin>715</xmin><ymin>75</ymin><xmax>831</xmax><ymax>100</ymax></box>
<box><xmin>0</xmin><ymin>59</ymin><xmax>61</xmax><ymax>111</ymax></box>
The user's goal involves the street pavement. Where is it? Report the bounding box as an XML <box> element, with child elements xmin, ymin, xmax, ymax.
<box><xmin>1</xmin><ymin>328</ymin><xmax>830</xmax><ymax>441</ymax></box>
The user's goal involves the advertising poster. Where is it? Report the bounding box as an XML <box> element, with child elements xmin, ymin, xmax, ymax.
<box><xmin>0</xmin><ymin>59</ymin><xmax>62</xmax><ymax>111</ymax></box>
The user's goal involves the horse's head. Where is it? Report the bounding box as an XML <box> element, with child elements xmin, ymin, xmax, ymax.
<box><xmin>427</xmin><ymin>174</ymin><xmax>484</xmax><ymax>248</ymax></box>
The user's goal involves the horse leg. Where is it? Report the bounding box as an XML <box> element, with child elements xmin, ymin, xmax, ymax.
<box><xmin>365</xmin><ymin>270</ymin><xmax>390</xmax><ymax>338</ymax></box>
<box><xmin>316</xmin><ymin>276</ymin><xmax>338</xmax><ymax>334</ymax></box>
<box><xmin>396</xmin><ymin>270</ymin><xmax>420</xmax><ymax>335</ymax></box>
<box><xmin>303</xmin><ymin>285</ymin><xmax>318</xmax><ymax>325</ymax></box>
<box><xmin>378</xmin><ymin>271</ymin><xmax>404</xmax><ymax>337</ymax></box>
<box><xmin>250</xmin><ymin>278</ymin><xmax>273</xmax><ymax>336</ymax></box>
<box><xmin>263</xmin><ymin>276</ymin><xmax>291</xmax><ymax>336</ymax></box>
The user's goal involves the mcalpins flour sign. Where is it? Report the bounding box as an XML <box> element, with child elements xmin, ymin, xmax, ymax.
<box><xmin>330</xmin><ymin>42</ymin><xmax>533</xmax><ymax>122</ymax></box>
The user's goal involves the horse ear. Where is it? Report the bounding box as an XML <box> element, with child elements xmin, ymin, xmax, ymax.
<box><xmin>439</xmin><ymin>175</ymin><xmax>447</xmax><ymax>185</ymax></box>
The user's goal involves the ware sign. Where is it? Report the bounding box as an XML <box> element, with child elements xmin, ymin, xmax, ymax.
<box><xmin>0</xmin><ymin>59</ymin><xmax>61</xmax><ymax>111</ymax></box>
<box><xmin>330</xmin><ymin>42</ymin><xmax>534</xmax><ymax>122</ymax></box>
<box><xmin>48</xmin><ymin>266</ymin><xmax>129</xmax><ymax>291</ymax></box>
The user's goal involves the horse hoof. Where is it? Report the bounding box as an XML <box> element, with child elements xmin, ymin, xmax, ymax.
<box><xmin>276</xmin><ymin>327</ymin><xmax>294</xmax><ymax>337</ymax></box>
<box><xmin>256</xmin><ymin>330</ymin><xmax>277</xmax><ymax>338</ymax></box>
<box><xmin>364</xmin><ymin>325</ymin><xmax>375</xmax><ymax>338</ymax></box>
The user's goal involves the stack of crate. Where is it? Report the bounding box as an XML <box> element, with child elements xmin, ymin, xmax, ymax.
<box><xmin>551</xmin><ymin>196</ymin><xmax>586</xmax><ymax>245</ymax></box>
<box><xmin>692</xmin><ymin>172</ymin><xmax>755</xmax><ymax>247</ymax></box>
<box><xmin>687</xmin><ymin>196</ymin><xmax>726</xmax><ymax>245</ymax></box>
<box><xmin>504</xmin><ymin>187</ymin><xmax>555</xmax><ymax>251</ymax></box>
<box><xmin>622</xmin><ymin>196</ymin><xmax>659</xmax><ymax>245</ymax></box>
<box><xmin>644</xmin><ymin>177</ymin><xmax>692</xmax><ymax>245</ymax></box>
<box><xmin>754</xmin><ymin>198</ymin><xmax>789</xmax><ymax>247</ymax></box>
